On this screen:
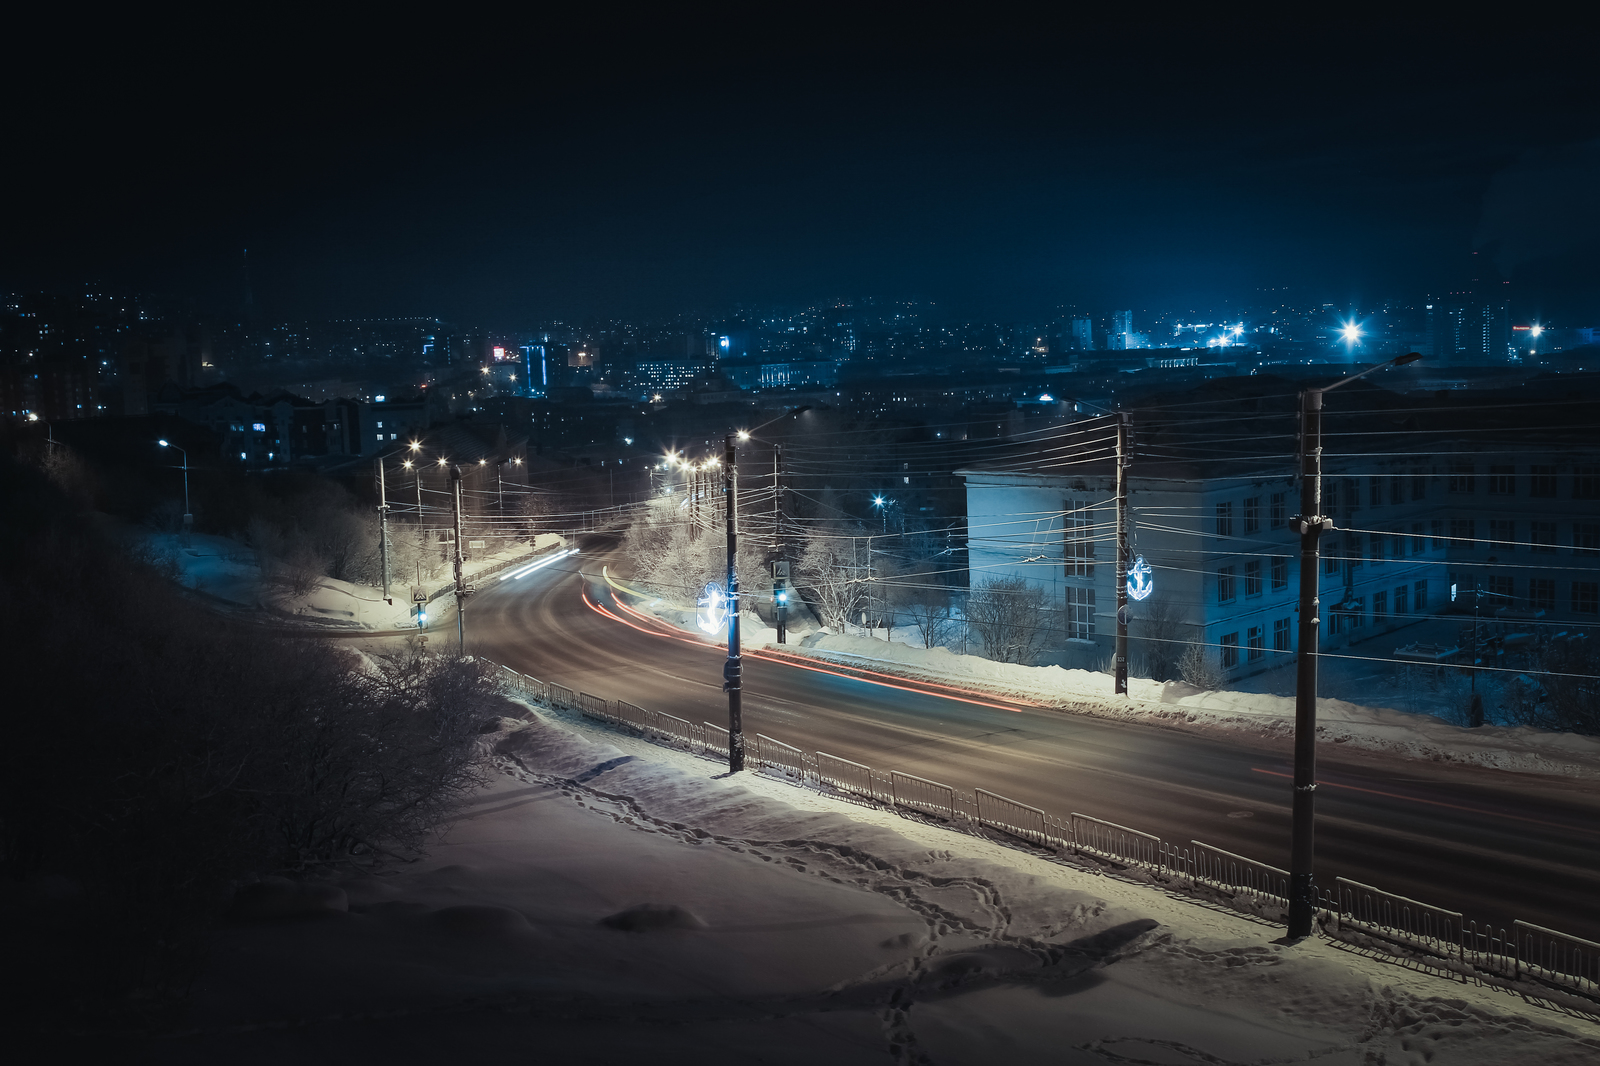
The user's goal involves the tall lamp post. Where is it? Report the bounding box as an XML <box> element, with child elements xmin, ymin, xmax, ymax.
<box><xmin>722</xmin><ymin>406</ymin><xmax>811</xmax><ymax>773</ymax></box>
<box><xmin>157</xmin><ymin>439</ymin><xmax>192</xmax><ymax>543</ymax></box>
<box><xmin>1287</xmin><ymin>351</ymin><xmax>1421</xmax><ymax>938</ymax></box>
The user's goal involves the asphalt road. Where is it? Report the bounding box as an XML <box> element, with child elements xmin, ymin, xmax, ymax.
<box><xmin>457</xmin><ymin>537</ymin><xmax>1600</xmax><ymax>945</ymax></box>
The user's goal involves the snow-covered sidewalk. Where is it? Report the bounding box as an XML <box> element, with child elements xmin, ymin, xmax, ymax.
<box><xmin>137</xmin><ymin>706</ymin><xmax>1600</xmax><ymax>1063</ymax></box>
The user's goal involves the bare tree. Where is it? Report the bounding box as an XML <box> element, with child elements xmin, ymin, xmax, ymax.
<box><xmin>1132</xmin><ymin>595</ymin><xmax>1184</xmax><ymax>681</ymax></box>
<box><xmin>796</xmin><ymin>529</ymin><xmax>868</xmax><ymax>631</ymax></box>
<box><xmin>965</xmin><ymin>575</ymin><xmax>1053</xmax><ymax>664</ymax></box>
<box><xmin>897</xmin><ymin>582</ymin><xmax>957</xmax><ymax>648</ymax></box>
<box><xmin>1503</xmin><ymin>638</ymin><xmax>1600</xmax><ymax>735</ymax></box>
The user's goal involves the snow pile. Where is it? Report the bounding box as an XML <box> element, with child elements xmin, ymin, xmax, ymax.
<box><xmin>141</xmin><ymin>529</ymin><xmax>564</xmax><ymax>631</ymax></box>
<box><xmin>618</xmin><ymin>590</ymin><xmax>1600</xmax><ymax>780</ymax></box>
<box><xmin>145</xmin><ymin>708</ymin><xmax>1600</xmax><ymax>1062</ymax></box>
<box><xmin>786</xmin><ymin>631</ymin><xmax>1600</xmax><ymax>779</ymax></box>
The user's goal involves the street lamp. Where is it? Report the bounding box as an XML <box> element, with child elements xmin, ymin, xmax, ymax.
<box><xmin>157</xmin><ymin>439</ymin><xmax>192</xmax><ymax>542</ymax></box>
<box><xmin>1287</xmin><ymin>351</ymin><xmax>1421</xmax><ymax>939</ymax></box>
<box><xmin>872</xmin><ymin>495</ymin><xmax>888</xmax><ymax>532</ymax></box>
<box><xmin>720</xmin><ymin>405</ymin><xmax>812</xmax><ymax>772</ymax></box>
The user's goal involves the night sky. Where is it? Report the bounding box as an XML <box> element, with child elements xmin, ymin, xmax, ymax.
<box><xmin>7</xmin><ymin>13</ymin><xmax>1598</xmax><ymax>324</ymax></box>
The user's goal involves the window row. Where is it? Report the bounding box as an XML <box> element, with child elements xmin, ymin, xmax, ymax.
<box><xmin>1327</xmin><ymin>580</ymin><xmax>1432</xmax><ymax>634</ymax></box>
<box><xmin>1217</xmin><ymin>557</ymin><xmax>1290</xmax><ymax>603</ymax></box>
<box><xmin>1219</xmin><ymin>617</ymin><xmax>1292</xmax><ymax>669</ymax></box>
<box><xmin>1214</xmin><ymin>493</ymin><xmax>1288</xmax><ymax>538</ymax></box>
<box><xmin>1446</xmin><ymin>463</ymin><xmax>1599</xmax><ymax>499</ymax></box>
<box><xmin>1429</xmin><ymin>519</ymin><xmax>1599</xmax><ymax>554</ymax></box>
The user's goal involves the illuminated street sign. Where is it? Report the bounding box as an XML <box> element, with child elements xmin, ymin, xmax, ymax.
<box><xmin>1126</xmin><ymin>555</ymin><xmax>1154</xmax><ymax>601</ymax></box>
<box><xmin>696</xmin><ymin>582</ymin><xmax>727</xmax><ymax>635</ymax></box>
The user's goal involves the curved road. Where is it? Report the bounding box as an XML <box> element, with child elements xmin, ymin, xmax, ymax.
<box><xmin>460</xmin><ymin>537</ymin><xmax>1600</xmax><ymax>944</ymax></box>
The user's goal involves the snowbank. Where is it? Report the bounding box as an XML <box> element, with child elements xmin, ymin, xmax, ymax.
<box><xmin>141</xmin><ymin>529</ymin><xmax>564</xmax><ymax>632</ymax></box>
<box><xmin>617</xmin><ymin>585</ymin><xmax>1600</xmax><ymax>780</ymax></box>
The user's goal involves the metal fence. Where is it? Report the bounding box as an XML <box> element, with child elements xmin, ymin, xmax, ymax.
<box><xmin>1071</xmin><ymin>812</ymin><xmax>1162</xmax><ymax>870</ymax></box>
<box><xmin>752</xmin><ymin>734</ymin><xmax>807</xmax><ymax>781</ymax></box>
<box><xmin>1514</xmin><ymin>921</ymin><xmax>1600</xmax><ymax>999</ymax></box>
<box><xmin>890</xmin><ymin>770</ymin><xmax>961</xmax><ymax>821</ymax></box>
<box><xmin>815</xmin><ymin>751</ymin><xmax>879</xmax><ymax>802</ymax></box>
<box><xmin>1190</xmin><ymin>841</ymin><xmax>1291</xmax><ymax>910</ymax></box>
<box><xmin>489</xmin><ymin>658</ymin><xmax>1600</xmax><ymax>1005</ymax></box>
<box><xmin>976</xmin><ymin>788</ymin><xmax>1049</xmax><ymax>847</ymax></box>
<box><xmin>1334</xmin><ymin>877</ymin><xmax>1461</xmax><ymax>962</ymax></box>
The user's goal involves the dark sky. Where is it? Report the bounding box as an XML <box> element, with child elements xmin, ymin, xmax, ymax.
<box><xmin>6</xmin><ymin>12</ymin><xmax>1599</xmax><ymax>326</ymax></box>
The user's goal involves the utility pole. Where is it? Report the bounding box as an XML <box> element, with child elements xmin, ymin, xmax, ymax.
<box><xmin>414</xmin><ymin>464</ymin><xmax>425</xmax><ymax>558</ymax></box>
<box><xmin>1114</xmin><ymin>413</ymin><xmax>1130</xmax><ymax>696</ymax></box>
<box><xmin>377</xmin><ymin>459</ymin><xmax>392</xmax><ymax>604</ymax></box>
<box><xmin>450</xmin><ymin>463</ymin><xmax>467</xmax><ymax>654</ymax></box>
<box><xmin>723</xmin><ymin>434</ymin><xmax>744</xmax><ymax>772</ymax></box>
<box><xmin>1288</xmin><ymin>386</ymin><xmax>1330</xmax><ymax>939</ymax></box>
<box><xmin>774</xmin><ymin>444</ymin><xmax>787</xmax><ymax>644</ymax></box>
<box><xmin>1286</xmin><ymin>351</ymin><xmax>1420</xmax><ymax>940</ymax></box>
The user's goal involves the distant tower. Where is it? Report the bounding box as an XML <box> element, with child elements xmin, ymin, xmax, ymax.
<box><xmin>1071</xmin><ymin>318</ymin><xmax>1094</xmax><ymax>350</ymax></box>
<box><xmin>1111</xmin><ymin>310</ymin><xmax>1133</xmax><ymax>350</ymax></box>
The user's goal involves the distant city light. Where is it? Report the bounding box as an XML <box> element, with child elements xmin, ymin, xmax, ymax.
<box><xmin>1530</xmin><ymin>325</ymin><xmax>1544</xmax><ymax>337</ymax></box>
<box><xmin>1340</xmin><ymin>321</ymin><xmax>1363</xmax><ymax>346</ymax></box>
<box><xmin>1038</xmin><ymin>393</ymin><xmax>1053</xmax><ymax>402</ymax></box>
<box><xmin>375</xmin><ymin>394</ymin><xmax>386</xmax><ymax>402</ymax></box>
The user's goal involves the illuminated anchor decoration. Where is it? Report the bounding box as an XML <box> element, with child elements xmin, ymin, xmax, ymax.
<box><xmin>1126</xmin><ymin>554</ymin><xmax>1154</xmax><ymax>602</ymax></box>
<box><xmin>696</xmin><ymin>581</ymin><xmax>728</xmax><ymax>635</ymax></box>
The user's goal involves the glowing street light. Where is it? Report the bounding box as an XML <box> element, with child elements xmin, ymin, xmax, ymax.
<box><xmin>1339</xmin><ymin>322</ymin><xmax>1363</xmax><ymax>347</ymax></box>
<box><xmin>157</xmin><ymin>439</ymin><xmax>192</xmax><ymax>541</ymax></box>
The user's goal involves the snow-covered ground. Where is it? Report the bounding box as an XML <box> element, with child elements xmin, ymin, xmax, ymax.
<box><xmin>142</xmin><ymin>530</ymin><xmax>565</xmax><ymax>631</ymax></box>
<box><xmin>141</xmin><ymin>706</ymin><xmax>1600</xmax><ymax>1063</ymax></box>
<box><xmin>608</xmin><ymin>574</ymin><xmax>1600</xmax><ymax>781</ymax></box>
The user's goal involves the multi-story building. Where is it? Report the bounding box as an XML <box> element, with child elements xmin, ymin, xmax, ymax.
<box><xmin>1426</xmin><ymin>297</ymin><xmax>1510</xmax><ymax>365</ymax></box>
<box><xmin>959</xmin><ymin>377</ymin><xmax>1599</xmax><ymax>679</ymax></box>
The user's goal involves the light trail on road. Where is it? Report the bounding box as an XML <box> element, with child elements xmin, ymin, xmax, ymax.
<box><xmin>463</xmin><ymin>536</ymin><xmax>1600</xmax><ymax>945</ymax></box>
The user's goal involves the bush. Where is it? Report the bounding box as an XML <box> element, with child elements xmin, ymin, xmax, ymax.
<box><xmin>1177</xmin><ymin>644</ymin><xmax>1225</xmax><ymax>690</ymax></box>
